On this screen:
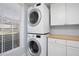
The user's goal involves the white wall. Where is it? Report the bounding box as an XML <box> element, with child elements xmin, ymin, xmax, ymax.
<box><xmin>20</xmin><ymin>3</ymin><xmax>34</xmax><ymax>55</ymax></box>
<box><xmin>50</xmin><ymin>25</ymin><xmax>79</xmax><ymax>35</ymax></box>
<box><xmin>0</xmin><ymin>3</ymin><xmax>21</xmax><ymax>20</ymax></box>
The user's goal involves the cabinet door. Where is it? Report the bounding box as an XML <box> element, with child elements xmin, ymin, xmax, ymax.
<box><xmin>54</xmin><ymin>39</ymin><xmax>66</xmax><ymax>56</ymax></box>
<box><xmin>51</xmin><ymin>3</ymin><xmax>65</xmax><ymax>25</ymax></box>
<box><xmin>54</xmin><ymin>44</ymin><xmax>66</xmax><ymax>56</ymax></box>
<box><xmin>48</xmin><ymin>38</ymin><xmax>66</xmax><ymax>56</ymax></box>
<box><xmin>67</xmin><ymin>40</ymin><xmax>79</xmax><ymax>56</ymax></box>
<box><xmin>48</xmin><ymin>38</ymin><xmax>55</xmax><ymax>56</ymax></box>
<box><xmin>67</xmin><ymin>47</ymin><xmax>79</xmax><ymax>56</ymax></box>
<box><xmin>66</xmin><ymin>4</ymin><xmax>79</xmax><ymax>24</ymax></box>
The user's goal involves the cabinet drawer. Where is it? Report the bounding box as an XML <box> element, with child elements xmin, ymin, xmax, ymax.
<box><xmin>67</xmin><ymin>40</ymin><xmax>79</xmax><ymax>48</ymax></box>
<box><xmin>48</xmin><ymin>38</ymin><xmax>56</xmax><ymax>44</ymax></box>
<box><xmin>55</xmin><ymin>39</ymin><xmax>66</xmax><ymax>45</ymax></box>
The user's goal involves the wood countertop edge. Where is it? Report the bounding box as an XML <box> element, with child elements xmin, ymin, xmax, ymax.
<box><xmin>48</xmin><ymin>34</ymin><xmax>79</xmax><ymax>41</ymax></box>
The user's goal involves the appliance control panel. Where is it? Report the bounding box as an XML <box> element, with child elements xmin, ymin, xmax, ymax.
<box><xmin>36</xmin><ymin>35</ymin><xmax>41</xmax><ymax>38</ymax></box>
<box><xmin>36</xmin><ymin>3</ymin><xmax>41</xmax><ymax>6</ymax></box>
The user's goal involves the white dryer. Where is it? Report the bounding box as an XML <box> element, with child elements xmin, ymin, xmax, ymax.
<box><xmin>27</xmin><ymin>34</ymin><xmax>48</xmax><ymax>56</ymax></box>
<box><xmin>27</xmin><ymin>3</ymin><xmax>49</xmax><ymax>34</ymax></box>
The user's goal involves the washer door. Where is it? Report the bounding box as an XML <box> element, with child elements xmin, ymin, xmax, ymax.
<box><xmin>28</xmin><ymin>8</ymin><xmax>41</xmax><ymax>26</ymax></box>
<box><xmin>28</xmin><ymin>39</ymin><xmax>41</xmax><ymax>56</ymax></box>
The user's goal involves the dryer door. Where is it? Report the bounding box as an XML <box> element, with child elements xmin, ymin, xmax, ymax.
<box><xmin>28</xmin><ymin>39</ymin><xmax>41</xmax><ymax>56</ymax></box>
<box><xmin>28</xmin><ymin>8</ymin><xmax>41</xmax><ymax>26</ymax></box>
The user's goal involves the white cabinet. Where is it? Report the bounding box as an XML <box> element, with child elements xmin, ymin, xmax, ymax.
<box><xmin>48</xmin><ymin>38</ymin><xmax>79</xmax><ymax>56</ymax></box>
<box><xmin>66</xmin><ymin>4</ymin><xmax>79</xmax><ymax>24</ymax></box>
<box><xmin>50</xmin><ymin>3</ymin><xmax>79</xmax><ymax>25</ymax></box>
<box><xmin>51</xmin><ymin>3</ymin><xmax>66</xmax><ymax>25</ymax></box>
<box><xmin>48</xmin><ymin>38</ymin><xmax>66</xmax><ymax>56</ymax></box>
<box><xmin>67</xmin><ymin>40</ymin><xmax>79</xmax><ymax>56</ymax></box>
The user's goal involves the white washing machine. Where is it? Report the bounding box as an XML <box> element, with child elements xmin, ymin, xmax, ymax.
<box><xmin>27</xmin><ymin>34</ymin><xmax>48</xmax><ymax>56</ymax></box>
<box><xmin>27</xmin><ymin>3</ymin><xmax>49</xmax><ymax>34</ymax></box>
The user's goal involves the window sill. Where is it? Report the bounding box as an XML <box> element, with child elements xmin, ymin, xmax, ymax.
<box><xmin>0</xmin><ymin>47</ymin><xmax>26</xmax><ymax>56</ymax></box>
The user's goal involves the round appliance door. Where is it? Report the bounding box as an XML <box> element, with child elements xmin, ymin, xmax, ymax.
<box><xmin>28</xmin><ymin>8</ymin><xmax>41</xmax><ymax>26</ymax></box>
<box><xmin>28</xmin><ymin>38</ymin><xmax>41</xmax><ymax>56</ymax></box>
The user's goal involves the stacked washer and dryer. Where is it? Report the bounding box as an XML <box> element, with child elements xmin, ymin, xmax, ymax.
<box><xmin>27</xmin><ymin>3</ymin><xmax>49</xmax><ymax>56</ymax></box>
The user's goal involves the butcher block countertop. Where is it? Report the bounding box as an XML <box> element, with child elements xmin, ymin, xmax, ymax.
<box><xmin>48</xmin><ymin>34</ymin><xmax>79</xmax><ymax>41</ymax></box>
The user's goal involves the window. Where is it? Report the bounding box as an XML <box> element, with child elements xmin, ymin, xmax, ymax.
<box><xmin>0</xmin><ymin>3</ymin><xmax>21</xmax><ymax>54</ymax></box>
<box><xmin>0</xmin><ymin>16</ymin><xmax>20</xmax><ymax>53</ymax></box>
